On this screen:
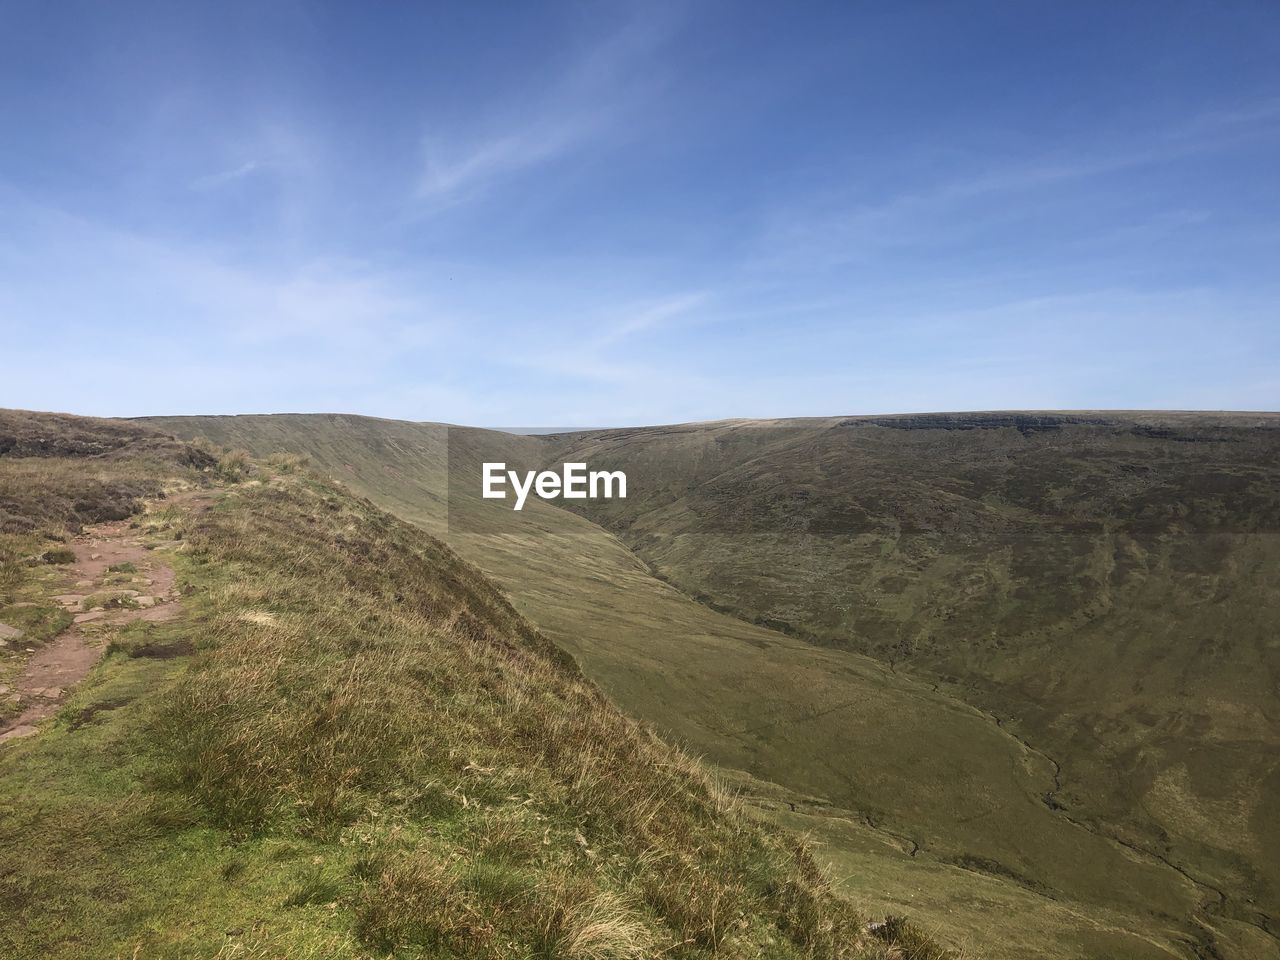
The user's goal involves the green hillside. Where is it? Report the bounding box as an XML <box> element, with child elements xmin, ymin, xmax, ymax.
<box><xmin>540</xmin><ymin>413</ymin><xmax>1280</xmax><ymax>951</ymax></box>
<box><xmin>147</xmin><ymin>411</ymin><xmax>1280</xmax><ymax>959</ymax></box>
<box><xmin>2</xmin><ymin>410</ymin><xmax>945</xmax><ymax>959</ymax></box>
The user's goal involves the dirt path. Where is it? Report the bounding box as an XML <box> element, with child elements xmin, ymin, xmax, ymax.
<box><xmin>0</xmin><ymin>518</ymin><xmax>182</xmax><ymax>744</ymax></box>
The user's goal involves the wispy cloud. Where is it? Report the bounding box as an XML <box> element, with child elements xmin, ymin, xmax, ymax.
<box><xmin>497</xmin><ymin>291</ymin><xmax>710</xmax><ymax>390</ymax></box>
<box><xmin>0</xmin><ymin>189</ymin><xmax>440</xmax><ymax>354</ymax></box>
<box><xmin>414</xmin><ymin>6</ymin><xmax>680</xmax><ymax>208</ymax></box>
<box><xmin>755</xmin><ymin>95</ymin><xmax>1280</xmax><ymax>272</ymax></box>
<box><xmin>594</xmin><ymin>292</ymin><xmax>708</xmax><ymax>346</ymax></box>
<box><xmin>417</xmin><ymin>122</ymin><xmax>586</xmax><ymax>204</ymax></box>
<box><xmin>189</xmin><ymin>159</ymin><xmax>262</xmax><ymax>191</ymax></box>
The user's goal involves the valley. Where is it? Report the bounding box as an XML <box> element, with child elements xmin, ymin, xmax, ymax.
<box><xmin>147</xmin><ymin>411</ymin><xmax>1280</xmax><ymax>959</ymax></box>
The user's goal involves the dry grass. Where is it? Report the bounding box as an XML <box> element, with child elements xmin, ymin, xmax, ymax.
<box><xmin>215</xmin><ymin>449</ymin><xmax>252</xmax><ymax>483</ymax></box>
<box><xmin>0</xmin><ymin>412</ymin><xmax>213</xmax><ymax>535</ymax></box>
<box><xmin>0</xmin><ymin>407</ymin><xmax>211</xmax><ymax>463</ymax></box>
<box><xmin>0</xmin><ymin>457</ymin><xmax>167</xmax><ymax>533</ymax></box>
<box><xmin>266</xmin><ymin>451</ymin><xmax>310</xmax><ymax>473</ymax></box>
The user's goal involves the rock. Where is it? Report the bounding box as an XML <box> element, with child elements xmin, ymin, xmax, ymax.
<box><xmin>90</xmin><ymin>553</ymin><xmax>102</xmax><ymax>561</ymax></box>
<box><xmin>0</xmin><ymin>724</ymin><xmax>39</xmax><ymax>743</ymax></box>
<box><xmin>74</xmin><ymin>612</ymin><xmax>104</xmax><ymax>624</ymax></box>
<box><xmin>75</xmin><ymin>580</ymin><xmax>95</xmax><ymax>589</ymax></box>
<box><xmin>0</xmin><ymin>623</ymin><xmax>23</xmax><ymax>641</ymax></box>
<box><xmin>133</xmin><ymin>596</ymin><xmax>157</xmax><ymax>608</ymax></box>
<box><xmin>53</xmin><ymin>594</ymin><xmax>87</xmax><ymax>606</ymax></box>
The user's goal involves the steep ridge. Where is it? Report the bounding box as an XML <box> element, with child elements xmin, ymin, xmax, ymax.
<box><xmin>145</xmin><ymin>412</ymin><xmax>1273</xmax><ymax>959</ymax></box>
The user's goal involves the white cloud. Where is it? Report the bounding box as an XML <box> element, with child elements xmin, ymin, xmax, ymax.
<box><xmin>189</xmin><ymin>160</ymin><xmax>262</xmax><ymax>191</ymax></box>
<box><xmin>414</xmin><ymin>6</ymin><xmax>679</xmax><ymax>207</ymax></box>
<box><xmin>495</xmin><ymin>291</ymin><xmax>710</xmax><ymax>388</ymax></box>
<box><xmin>417</xmin><ymin>122</ymin><xmax>587</xmax><ymax>204</ymax></box>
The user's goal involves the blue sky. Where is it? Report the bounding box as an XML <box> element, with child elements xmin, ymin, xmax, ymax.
<box><xmin>2</xmin><ymin>1</ymin><xmax>1278</xmax><ymax>426</ymax></box>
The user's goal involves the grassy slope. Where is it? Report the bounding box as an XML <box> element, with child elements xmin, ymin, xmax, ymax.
<box><xmin>2</xmin><ymin>412</ymin><xmax>945</xmax><ymax>959</ymax></box>
<box><xmin>145</xmin><ymin>413</ymin><xmax>1270</xmax><ymax>959</ymax></box>
<box><xmin>542</xmin><ymin>413</ymin><xmax>1280</xmax><ymax>949</ymax></box>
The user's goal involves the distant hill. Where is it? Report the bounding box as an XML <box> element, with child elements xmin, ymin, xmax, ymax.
<box><xmin>146</xmin><ymin>410</ymin><xmax>1280</xmax><ymax>959</ymax></box>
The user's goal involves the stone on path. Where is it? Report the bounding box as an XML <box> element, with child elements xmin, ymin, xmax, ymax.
<box><xmin>0</xmin><ymin>623</ymin><xmax>23</xmax><ymax>641</ymax></box>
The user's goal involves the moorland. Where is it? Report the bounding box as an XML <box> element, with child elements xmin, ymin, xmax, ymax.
<box><xmin>139</xmin><ymin>409</ymin><xmax>1280</xmax><ymax>960</ymax></box>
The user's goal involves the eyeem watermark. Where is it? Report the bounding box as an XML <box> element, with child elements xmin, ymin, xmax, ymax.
<box><xmin>482</xmin><ymin>462</ymin><xmax>626</xmax><ymax>511</ymax></box>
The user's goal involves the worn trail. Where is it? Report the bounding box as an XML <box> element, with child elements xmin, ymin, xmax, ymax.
<box><xmin>0</xmin><ymin>518</ymin><xmax>180</xmax><ymax>744</ymax></box>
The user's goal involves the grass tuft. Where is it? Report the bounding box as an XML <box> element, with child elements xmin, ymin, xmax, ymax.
<box><xmin>215</xmin><ymin>449</ymin><xmax>252</xmax><ymax>483</ymax></box>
